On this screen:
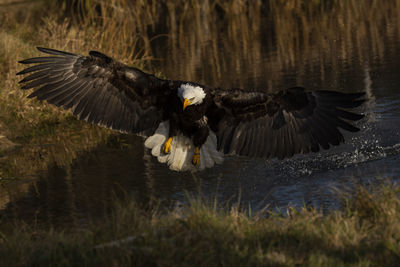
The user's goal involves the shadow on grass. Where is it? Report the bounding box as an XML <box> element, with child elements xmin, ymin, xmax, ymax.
<box><xmin>0</xmin><ymin>181</ymin><xmax>399</xmax><ymax>266</ymax></box>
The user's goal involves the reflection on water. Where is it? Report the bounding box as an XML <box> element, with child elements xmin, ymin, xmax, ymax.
<box><xmin>2</xmin><ymin>1</ymin><xmax>400</xmax><ymax>225</ymax></box>
<box><xmin>152</xmin><ymin>0</ymin><xmax>400</xmax><ymax>92</ymax></box>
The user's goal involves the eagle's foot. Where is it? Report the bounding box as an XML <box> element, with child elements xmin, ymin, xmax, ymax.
<box><xmin>163</xmin><ymin>137</ymin><xmax>172</xmax><ymax>154</ymax></box>
<box><xmin>192</xmin><ymin>147</ymin><xmax>200</xmax><ymax>166</ymax></box>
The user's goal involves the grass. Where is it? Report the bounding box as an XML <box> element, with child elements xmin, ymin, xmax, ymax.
<box><xmin>0</xmin><ymin>0</ymin><xmax>152</xmax><ymax>175</ymax></box>
<box><xmin>0</xmin><ymin>0</ymin><xmax>135</xmax><ymax>206</ymax></box>
<box><xmin>0</xmin><ymin>181</ymin><xmax>400</xmax><ymax>266</ymax></box>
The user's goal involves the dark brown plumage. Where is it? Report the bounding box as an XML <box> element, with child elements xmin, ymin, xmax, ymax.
<box><xmin>17</xmin><ymin>47</ymin><xmax>366</xmax><ymax>171</ymax></box>
<box><xmin>211</xmin><ymin>87</ymin><xmax>364</xmax><ymax>159</ymax></box>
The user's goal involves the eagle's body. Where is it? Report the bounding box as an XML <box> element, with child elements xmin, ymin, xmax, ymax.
<box><xmin>18</xmin><ymin>48</ymin><xmax>366</xmax><ymax>171</ymax></box>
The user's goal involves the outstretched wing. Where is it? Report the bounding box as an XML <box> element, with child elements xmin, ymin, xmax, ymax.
<box><xmin>18</xmin><ymin>47</ymin><xmax>172</xmax><ymax>135</ymax></box>
<box><xmin>209</xmin><ymin>87</ymin><xmax>365</xmax><ymax>159</ymax></box>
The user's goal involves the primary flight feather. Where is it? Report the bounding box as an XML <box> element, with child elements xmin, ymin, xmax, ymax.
<box><xmin>18</xmin><ymin>47</ymin><xmax>365</xmax><ymax>171</ymax></box>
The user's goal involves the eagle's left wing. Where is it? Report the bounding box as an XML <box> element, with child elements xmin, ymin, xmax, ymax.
<box><xmin>208</xmin><ymin>87</ymin><xmax>365</xmax><ymax>159</ymax></box>
<box><xmin>17</xmin><ymin>47</ymin><xmax>173</xmax><ymax>135</ymax></box>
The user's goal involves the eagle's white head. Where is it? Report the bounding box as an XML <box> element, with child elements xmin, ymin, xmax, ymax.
<box><xmin>177</xmin><ymin>83</ymin><xmax>206</xmax><ymax>110</ymax></box>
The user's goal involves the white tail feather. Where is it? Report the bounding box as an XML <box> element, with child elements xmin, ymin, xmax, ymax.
<box><xmin>144</xmin><ymin>121</ymin><xmax>224</xmax><ymax>171</ymax></box>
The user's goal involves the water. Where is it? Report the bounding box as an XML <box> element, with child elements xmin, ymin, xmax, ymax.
<box><xmin>1</xmin><ymin>3</ymin><xmax>400</xmax><ymax>226</ymax></box>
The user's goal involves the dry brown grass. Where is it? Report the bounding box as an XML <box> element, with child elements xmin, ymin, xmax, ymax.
<box><xmin>0</xmin><ymin>1</ymin><xmax>137</xmax><ymax>206</ymax></box>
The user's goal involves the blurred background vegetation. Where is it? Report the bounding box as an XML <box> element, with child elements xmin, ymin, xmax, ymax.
<box><xmin>3</xmin><ymin>0</ymin><xmax>399</xmax><ymax>85</ymax></box>
<box><xmin>36</xmin><ymin>0</ymin><xmax>400</xmax><ymax>89</ymax></box>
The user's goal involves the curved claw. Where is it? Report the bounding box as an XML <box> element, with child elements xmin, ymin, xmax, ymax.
<box><xmin>192</xmin><ymin>147</ymin><xmax>200</xmax><ymax>166</ymax></box>
<box><xmin>163</xmin><ymin>137</ymin><xmax>172</xmax><ymax>154</ymax></box>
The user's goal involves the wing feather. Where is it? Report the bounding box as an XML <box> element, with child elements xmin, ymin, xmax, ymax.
<box><xmin>18</xmin><ymin>47</ymin><xmax>172</xmax><ymax>134</ymax></box>
<box><xmin>210</xmin><ymin>87</ymin><xmax>365</xmax><ymax>159</ymax></box>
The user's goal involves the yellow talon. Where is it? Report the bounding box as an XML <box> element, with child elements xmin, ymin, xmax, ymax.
<box><xmin>192</xmin><ymin>147</ymin><xmax>200</xmax><ymax>166</ymax></box>
<box><xmin>163</xmin><ymin>137</ymin><xmax>172</xmax><ymax>154</ymax></box>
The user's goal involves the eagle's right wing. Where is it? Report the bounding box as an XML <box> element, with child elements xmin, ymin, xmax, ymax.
<box><xmin>18</xmin><ymin>47</ymin><xmax>173</xmax><ymax>135</ymax></box>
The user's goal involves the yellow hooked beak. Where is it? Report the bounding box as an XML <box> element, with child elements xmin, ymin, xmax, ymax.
<box><xmin>183</xmin><ymin>98</ymin><xmax>192</xmax><ymax>110</ymax></box>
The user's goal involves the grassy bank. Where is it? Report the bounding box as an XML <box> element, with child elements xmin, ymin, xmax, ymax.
<box><xmin>1</xmin><ymin>182</ymin><xmax>400</xmax><ymax>266</ymax></box>
<box><xmin>0</xmin><ymin>0</ymin><xmax>139</xmax><ymax>208</ymax></box>
<box><xmin>0</xmin><ymin>0</ymin><xmax>140</xmax><ymax>196</ymax></box>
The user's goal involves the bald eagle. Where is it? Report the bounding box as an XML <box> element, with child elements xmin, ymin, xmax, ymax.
<box><xmin>17</xmin><ymin>48</ymin><xmax>365</xmax><ymax>171</ymax></box>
